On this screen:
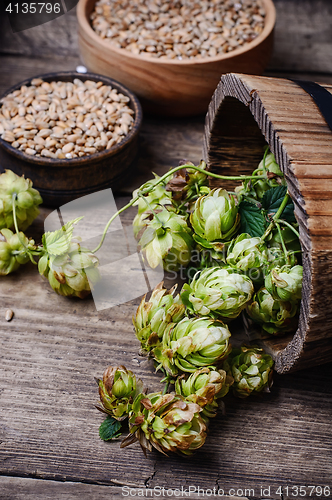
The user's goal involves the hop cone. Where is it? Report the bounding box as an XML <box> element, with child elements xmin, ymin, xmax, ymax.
<box><xmin>265</xmin><ymin>265</ymin><xmax>303</xmax><ymax>301</ymax></box>
<box><xmin>246</xmin><ymin>287</ymin><xmax>299</xmax><ymax>335</ymax></box>
<box><xmin>268</xmin><ymin>226</ymin><xmax>301</xmax><ymax>254</ymax></box>
<box><xmin>190</xmin><ymin>188</ymin><xmax>240</xmax><ymax>253</ymax></box>
<box><xmin>133</xmin><ymin>282</ymin><xmax>186</xmax><ymax>352</ymax></box>
<box><xmin>38</xmin><ymin>219</ymin><xmax>100</xmax><ymax>298</ymax></box>
<box><xmin>0</xmin><ymin>228</ymin><xmax>35</xmax><ymax>275</ymax></box>
<box><xmin>226</xmin><ymin>233</ymin><xmax>268</xmax><ymax>285</ymax></box>
<box><xmin>223</xmin><ymin>345</ymin><xmax>274</xmax><ymax>398</ymax></box>
<box><xmin>97</xmin><ymin>365</ymin><xmax>144</xmax><ymax>420</ymax></box>
<box><xmin>235</xmin><ymin>151</ymin><xmax>286</xmax><ymax>201</ymax></box>
<box><xmin>153</xmin><ymin>316</ymin><xmax>231</xmax><ymax>376</ymax></box>
<box><xmin>175</xmin><ymin>367</ymin><xmax>233</xmax><ymax>420</ymax></box>
<box><xmin>181</xmin><ymin>266</ymin><xmax>254</xmax><ymax>320</ymax></box>
<box><xmin>138</xmin><ymin>208</ymin><xmax>194</xmax><ymax>272</ymax></box>
<box><xmin>122</xmin><ymin>392</ymin><xmax>207</xmax><ymax>456</ymax></box>
<box><xmin>132</xmin><ymin>174</ymin><xmax>172</xmax><ymax>237</ymax></box>
<box><xmin>0</xmin><ymin>170</ymin><xmax>42</xmax><ymax>231</ymax></box>
<box><xmin>265</xmin><ymin>247</ymin><xmax>297</xmax><ymax>273</ymax></box>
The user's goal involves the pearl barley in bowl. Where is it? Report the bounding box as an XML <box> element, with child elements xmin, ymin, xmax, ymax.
<box><xmin>77</xmin><ymin>0</ymin><xmax>276</xmax><ymax>116</ymax></box>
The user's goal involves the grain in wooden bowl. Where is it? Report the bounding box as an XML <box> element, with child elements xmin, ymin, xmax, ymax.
<box><xmin>77</xmin><ymin>0</ymin><xmax>276</xmax><ymax>116</ymax></box>
<box><xmin>203</xmin><ymin>72</ymin><xmax>332</xmax><ymax>374</ymax></box>
<box><xmin>0</xmin><ymin>72</ymin><xmax>142</xmax><ymax>207</ymax></box>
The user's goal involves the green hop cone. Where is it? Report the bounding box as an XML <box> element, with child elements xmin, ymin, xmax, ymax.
<box><xmin>235</xmin><ymin>151</ymin><xmax>286</xmax><ymax>201</ymax></box>
<box><xmin>265</xmin><ymin>265</ymin><xmax>303</xmax><ymax>301</ymax></box>
<box><xmin>265</xmin><ymin>247</ymin><xmax>297</xmax><ymax>273</ymax></box>
<box><xmin>0</xmin><ymin>170</ymin><xmax>43</xmax><ymax>231</ymax></box>
<box><xmin>226</xmin><ymin>233</ymin><xmax>268</xmax><ymax>285</ymax></box>
<box><xmin>138</xmin><ymin>207</ymin><xmax>194</xmax><ymax>272</ymax></box>
<box><xmin>246</xmin><ymin>287</ymin><xmax>299</xmax><ymax>335</ymax></box>
<box><xmin>38</xmin><ymin>218</ymin><xmax>100</xmax><ymax>298</ymax></box>
<box><xmin>97</xmin><ymin>365</ymin><xmax>144</xmax><ymax>420</ymax></box>
<box><xmin>122</xmin><ymin>392</ymin><xmax>207</xmax><ymax>456</ymax></box>
<box><xmin>175</xmin><ymin>367</ymin><xmax>233</xmax><ymax>421</ymax></box>
<box><xmin>181</xmin><ymin>266</ymin><xmax>254</xmax><ymax>320</ymax></box>
<box><xmin>0</xmin><ymin>228</ymin><xmax>35</xmax><ymax>275</ymax></box>
<box><xmin>223</xmin><ymin>345</ymin><xmax>274</xmax><ymax>398</ymax></box>
<box><xmin>133</xmin><ymin>282</ymin><xmax>186</xmax><ymax>352</ymax></box>
<box><xmin>133</xmin><ymin>173</ymin><xmax>172</xmax><ymax>214</ymax></box>
<box><xmin>190</xmin><ymin>188</ymin><xmax>240</xmax><ymax>253</ymax></box>
<box><xmin>132</xmin><ymin>174</ymin><xmax>172</xmax><ymax>237</ymax></box>
<box><xmin>153</xmin><ymin>316</ymin><xmax>232</xmax><ymax>376</ymax></box>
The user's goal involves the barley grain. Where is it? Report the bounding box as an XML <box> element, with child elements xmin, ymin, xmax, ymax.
<box><xmin>90</xmin><ymin>0</ymin><xmax>265</xmax><ymax>60</ymax></box>
<box><xmin>0</xmin><ymin>78</ymin><xmax>134</xmax><ymax>158</ymax></box>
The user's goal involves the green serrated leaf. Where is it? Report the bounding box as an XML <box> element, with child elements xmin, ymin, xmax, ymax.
<box><xmin>99</xmin><ymin>415</ymin><xmax>123</xmax><ymax>441</ymax></box>
<box><xmin>238</xmin><ymin>201</ymin><xmax>266</xmax><ymax>237</ymax></box>
<box><xmin>261</xmin><ymin>186</ymin><xmax>296</xmax><ymax>223</ymax></box>
<box><xmin>43</xmin><ymin>217</ymin><xmax>83</xmax><ymax>256</ymax></box>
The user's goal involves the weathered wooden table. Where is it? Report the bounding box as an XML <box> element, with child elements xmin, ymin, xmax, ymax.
<box><xmin>0</xmin><ymin>2</ymin><xmax>332</xmax><ymax>499</ymax></box>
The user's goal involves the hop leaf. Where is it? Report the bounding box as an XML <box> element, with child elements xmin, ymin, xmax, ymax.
<box><xmin>42</xmin><ymin>217</ymin><xmax>83</xmax><ymax>256</ymax></box>
<box><xmin>99</xmin><ymin>415</ymin><xmax>123</xmax><ymax>441</ymax></box>
<box><xmin>262</xmin><ymin>186</ymin><xmax>296</xmax><ymax>224</ymax></box>
<box><xmin>238</xmin><ymin>201</ymin><xmax>266</xmax><ymax>237</ymax></box>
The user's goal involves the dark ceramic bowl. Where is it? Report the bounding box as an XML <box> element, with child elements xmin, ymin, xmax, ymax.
<box><xmin>0</xmin><ymin>71</ymin><xmax>143</xmax><ymax>206</ymax></box>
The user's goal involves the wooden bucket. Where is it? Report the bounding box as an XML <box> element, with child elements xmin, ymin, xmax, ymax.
<box><xmin>203</xmin><ymin>73</ymin><xmax>332</xmax><ymax>374</ymax></box>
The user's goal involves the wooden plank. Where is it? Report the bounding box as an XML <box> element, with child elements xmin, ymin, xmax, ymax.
<box><xmin>0</xmin><ymin>9</ymin><xmax>78</xmax><ymax>58</ymax></box>
<box><xmin>0</xmin><ymin>54</ymin><xmax>81</xmax><ymax>93</ymax></box>
<box><xmin>268</xmin><ymin>0</ymin><xmax>332</xmax><ymax>74</ymax></box>
<box><xmin>0</xmin><ymin>476</ymin><xmax>252</xmax><ymax>500</ymax></box>
<box><xmin>0</xmin><ymin>478</ymin><xmax>126</xmax><ymax>500</ymax></box>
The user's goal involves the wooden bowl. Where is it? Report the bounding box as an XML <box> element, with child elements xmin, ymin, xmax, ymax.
<box><xmin>204</xmin><ymin>72</ymin><xmax>332</xmax><ymax>374</ymax></box>
<box><xmin>0</xmin><ymin>71</ymin><xmax>142</xmax><ymax>207</ymax></box>
<box><xmin>77</xmin><ymin>0</ymin><xmax>276</xmax><ymax>117</ymax></box>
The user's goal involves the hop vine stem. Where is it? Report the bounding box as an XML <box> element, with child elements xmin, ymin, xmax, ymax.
<box><xmin>11</xmin><ymin>193</ymin><xmax>40</xmax><ymax>265</ymax></box>
<box><xmin>275</xmin><ymin>218</ymin><xmax>300</xmax><ymax>238</ymax></box>
<box><xmin>92</xmin><ymin>163</ymin><xmax>267</xmax><ymax>253</ymax></box>
<box><xmin>276</xmin><ymin>221</ymin><xmax>289</xmax><ymax>263</ymax></box>
<box><xmin>261</xmin><ymin>192</ymin><xmax>291</xmax><ymax>242</ymax></box>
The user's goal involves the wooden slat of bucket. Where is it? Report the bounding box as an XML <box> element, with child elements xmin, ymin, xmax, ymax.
<box><xmin>203</xmin><ymin>73</ymin><xmax>332</xmax><ymax>373</ymax></box>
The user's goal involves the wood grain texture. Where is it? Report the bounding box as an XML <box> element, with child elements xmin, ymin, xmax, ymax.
<box><xmin>203</xmin><ymin>73</ymin><xmax>332</xmax><ymax>373</ymax></box>
<box><xmin>0</xmin><ymin>477</ymin><xmax>249</xmax><ymax>500</ymax></box>
<box><xmin>0</xmin><ymin>9</ymin><xmax>79</xmax><ymax>57</ymax></box>
<box><xmin>0</xmin><ymin>203</ymin><xmax>331</xmax><ymax>498</ymax></box>
<box><xmin>268</xmin><ymin>0</ymin><xmax>332</xmax><ymax>74</ymax></box>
